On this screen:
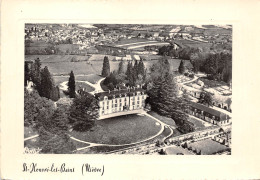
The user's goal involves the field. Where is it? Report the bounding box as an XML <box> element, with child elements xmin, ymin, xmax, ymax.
<box><xmin>25</xmin><ymin>55</ymin><xmax>90</xmax><ymax>63</ymax></box>
<box><xmin>26</xmin><ymin>55</ymin><xmax>192</xmax><ymax>76</ymax></box>
<box><xmin>70</xmin><ymin>114</ymin><xmax>162</xmax><ymax>145</ymax></box>
<box><xmin>175</xmin><ymin>39</ymin><xmax>213</xmax><ymax>49</ymax></box>
<box><xmin>189</xmin><ymin>139</ymin><xmax>229</xmax><ymax>155</ymax></box>
<box><xmin>111</xmin><ymin>38</ymin><xmax>170</xmax><ymax>50</ymax></box>
<box><xmin>56</xmin><ymin>44</ymin><xmax>81</xmax><ymax>53</ymax></box>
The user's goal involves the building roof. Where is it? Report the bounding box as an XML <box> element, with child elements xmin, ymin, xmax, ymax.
<box><xmin>190</xmin><ymin>101</ymin><xmax>230</xmax><ymax>121</ymax></box>
<box><xmin>95</xmin><ymin>87</ymin><xmax>145</xmax><ymax>100</ymax></box>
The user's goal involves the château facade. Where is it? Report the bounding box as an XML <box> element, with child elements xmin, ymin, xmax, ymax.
<box><xmin>95</xmin><ymin>87</ymin><xmax>147</xmax><ymax>120</ymax></box>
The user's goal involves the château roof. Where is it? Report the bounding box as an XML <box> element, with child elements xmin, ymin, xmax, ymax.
<box><xmin>95</xmin><ymin>87</ymin><xmax>145</xmax><ymax>100</ymax></box>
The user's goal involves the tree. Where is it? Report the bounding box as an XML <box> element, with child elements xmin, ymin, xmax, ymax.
<box><xmin>118</xmin><ymin>61</ymin><xmax>124</xmax><ymax>74</ymax></box>
<box><xmin>101</xmin><ymin>56</ymin><xmax>110</xmax><ymax>77</ymax></box>
<box><xmin>138</xmin><ymin>59</ymin><xmax>145</xmax><ymax>77</ymax></box>
<box><xmin>24</xmin><ymin>89</ymin><xmax>55</xmax><ymax>127</ymax></box>
<box><xmin>133</xmin><ymin>60</ymin><xmax>139</xmax><ymax>82</ymax></box>
<box><xmin>69</xmin><ymin>93</ymin><xmax>99</xmax><ymax>132</ymax></box>
<box><xmin>126</xmin><ymin>62</ymin><xmax>134</xmax><ymax>86</ymax></box>
<box><xmin>39</xmin><ymin>127</ymin><xmax>76</xmax><ymax>154</ymax></box>
<box><xmin>68</xmin><ymin>71</ymin><xmax>76</xmax><ymax>98</ymax></box>
<box><xmin>198</xmin><ymin>91</ymin><xmax>213</xmax><ymax>107</ymax></box>
<box><xmin>40</xmin><ymin>66</ymin><xmax>54</xmax><ymax>99</ymax></box>
<box><xmin>24</xmin><ymin>61</ymin><xmax>31</xmax><ymax>86</ymax></box>
<box><xmin>178</xmin><ymin>60</ymin><xmax>185</xmax><ymax>74</ymax></box>
<box><xmin>31</xmin><ymin>58</ymin><xmax>42</xmax><ymax>92</ymax></box>
<box><xmin>50</xmin><ymin>86</ymin><xmax>60</xmax><ymax>101</ymax></box>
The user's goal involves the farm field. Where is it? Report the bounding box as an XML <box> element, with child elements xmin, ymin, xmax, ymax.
<box><xmin>25</xmin><ymin>55</ymin><xmax>90</xmax><ymax>63</ymax></box>
<box><xmin>111</xmin><ymin>38</ymin><xmax>153</xmax><ymax>46</ymax></box>
<box><xmin>26</xmin><ymin>55</ymin><xmax>192</xmax><ymax>76</ymax></box>
<box><xmin>189</xmin><ymin>139</ymin><xmax>229</xmax><ymax>155</ymax></box>
<box><xmin>70</xmin><ymin>114</ymin><xmax>162</xmax><ymax>145</ymax></box>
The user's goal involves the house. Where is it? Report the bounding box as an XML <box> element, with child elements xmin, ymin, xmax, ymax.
<box><xmin>94</xmin><ymin>87</ymin><xmax>147</xmax><ymax>120</ymax></box>
<box><xmin>188</xmin><ymin>102</ymin><xmax>231</xmax><ymax>126</ymax></box>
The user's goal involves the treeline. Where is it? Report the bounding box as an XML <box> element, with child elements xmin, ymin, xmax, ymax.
<box><xmin>158</xmin><ymin>45</ymin><xmax>232</xmax><ymax>83</ymax></box>
<box><xmin>24</xmin><ymin>88</ymin><xmax>99</xmax><ymax>153</ymax></box>
<box><xmin>102</xmin><ymin>56</ymin><xmax>146</xmax><ymax>90</ymax></box>
<box><xmin>25</xmin><ymin>58</ymin><xmax>60</xmax><ymax>101</ymax></box>
<box><xmin>146</xmin><ymin>58</ymin><xmax>194</xmax><ymax>133</ymax></box>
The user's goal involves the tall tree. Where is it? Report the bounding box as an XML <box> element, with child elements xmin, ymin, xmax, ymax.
<box><xmin>101</xmin><ymin>56</ymin><xmax>110</xmax><ymax>77</ymax></box>
<box><xmin>133</xmin><ymin>60</ymin><xmax>139</xmax><ymax>82</ymax></box>
<box><xmin>68</xmin><ymin>71</ymin><xmax>76</xmax><ymax>98</ymax></box>
<box><xmin>24</xmin><ymin>61</ymin><xmax>31</xmax><ymax>86</ymax></box>
<box><xmin>69</xmin><ymin>93</ymin><xmax>99</xmax><ymax>132</ymax></box>
<box><xmin>40</xmin><ymin>66</ymin><xmax>55</xmax><ymax>99</ymax></box>
<box><xmin>31</xmin><ymin>58</ymin><xmax>42</xmax><ymax>92</ymax></box>
<box><xmin>50</xmin><ymin>85</ymin><xmax>60</xmax><ymax>101</ymax></box>
<box><xmin>178</xmin><ymin>60</ymin><xmax>185</xmax><ymax>74</ymax></box>
<box><xmin>138</xmin><ymin>59</ymin><xmax>145</xmax><ymax>77</ymax></box>
<box><xmin>118</xmin><ymin>61</ymin><xmax>124</xmax><ymax>74</ymax></box>
<box><xmin>126</xmin><ymin>62</ymin><xmax>134</xmax><ymax>86</ymax></box>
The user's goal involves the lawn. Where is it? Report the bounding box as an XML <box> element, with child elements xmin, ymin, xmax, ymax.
<box><xmin>165</xmin><ymin>145</ymin><xmax>193</xmax><ymax>155</ymax></box>
<box><xmin>189</xmin><ymin>139</ymin><xmax>229</xmax><ymax>155</ymax></box>
<box><xmin>188</xmin><ymin>116</ymin><xmax>207</xmax><ymax>130</ymax></box>
<box><xmin>70</xmin><ymin>114</ymin><xmax>162</xmax><ymax>145</ymax></box>
<box><xmin>147</xmin><ymin>111</ymin><xmax>177</xmax><ymax>127</ymax></box>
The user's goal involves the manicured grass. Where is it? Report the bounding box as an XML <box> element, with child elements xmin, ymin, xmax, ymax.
<box><xmin>70</xmin><ymin>114</ymin><xmax>161</xmax><ymax>145</ymax></box>
<box><xmin>165</xmin><ymin>145</ymin><xmax>193</xmax><ymax>155</ymax></box>
<box><xmin>189</xmin><ymin>139</ymin><xmax>229</xmax><ymax>155</ymax></box>
<box><xmin>147</xmin><ymin>111</ymin><xmax>177</xmax><ymax>127</ymax></box>
<box><xmin>24</xmin><ymin>126</ymin><xmax>38</xmax><ymax>138</ymax></box>
<box><xmin>188</xmin><ymin>117</ymin><xmax>207</xmax><ymax>130</ymax></box>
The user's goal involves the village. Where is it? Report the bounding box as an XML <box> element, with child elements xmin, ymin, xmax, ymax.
<box><xmin>24</xmin><ymin>24</ymin><xmax>232</xmax><ymax>155</ymax></box>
